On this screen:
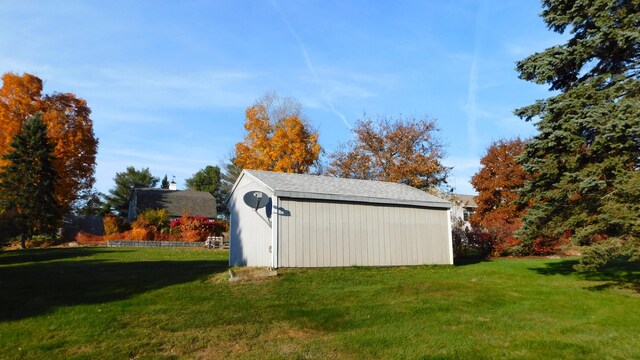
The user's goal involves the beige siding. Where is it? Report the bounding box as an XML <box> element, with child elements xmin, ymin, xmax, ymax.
<box><xmin>277</xmin><ymin>199</ymin><xmax>451</xmax><ymax>267</ymax></box>
<box><xmin>228</xmin><ymin>174</ymin><xmax>273</xmax><ymax>267</ymax></box>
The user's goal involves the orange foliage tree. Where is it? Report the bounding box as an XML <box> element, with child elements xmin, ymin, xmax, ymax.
<box><xmin>234</xmin><ymin>93</ymin><xmax>321</xmax><ymax>173</ymax></box>
<box><xmin>326</xmin><ymin>114</ymin><xmax>449</xmax><ymax>191</ymax></box>
<box><xmin>470</xmin><ymin>138</ymin><xmax>530</xmax><ymax>254</ymax></box>
<box><xmin>0</xmin><ymin>72</ymin><xmax>98</xmax><ymax>213</ymax></box>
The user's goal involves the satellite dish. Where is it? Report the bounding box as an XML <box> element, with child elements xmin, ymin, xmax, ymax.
<box><xmin>243</xmin><ymin>191</ymin><xmax>270</xmax><ymax>210</ymax></box>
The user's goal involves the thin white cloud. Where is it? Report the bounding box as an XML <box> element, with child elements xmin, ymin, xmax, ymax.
<box><xmin>464</xmin><ymin>2</ymin><xmax>488</xmax><ymax>155</ymax></box>
<box><xmin>271</xmin><ymin>0</ymin><xmax>351</xmax><ymax>129</ymax></box>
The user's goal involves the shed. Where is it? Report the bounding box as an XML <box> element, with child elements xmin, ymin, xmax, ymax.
<box><xmin>227</xmin><ymin>170</ymin><xmax>453</xmax><ymax>268</ymax></box>
<box><xmin>128</xmin><ymin>188</ymin><xmax>217</xmax><ymax>222</ymax></box>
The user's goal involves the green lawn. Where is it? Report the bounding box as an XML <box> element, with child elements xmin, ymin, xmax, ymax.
<box><xmin>0</xmin><ymin>248</ymin><xmax>638</xmax><ymax>359</ymax></box>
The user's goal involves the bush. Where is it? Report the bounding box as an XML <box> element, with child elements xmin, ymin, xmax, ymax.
<box><xmin>103</xmin><ymin>215</ymin><xmax>130</xmax><ymax>234</ymax></box>
<box><xmin>171</xmin><ymin>214</ymin><xmax>214</xmax><ymax>242</ymax></box>
<box><xmin>451</xmin><ymin>218</ymin><xmax>493</xmax><ymax>258</ymax></box>
<box><xmin>140</xmin><ymin>208</ymin><xmax>169</xmax><ymax>232</ymax></box>
<box><xmin>103</xmin><ymin>215</ymin><xmax>120</xmax><ymax>235</ymax></box>
<box><xmin>126</xmin><ymin>227</ymin><xmax>155</xmax><ymax>241</ymax></box>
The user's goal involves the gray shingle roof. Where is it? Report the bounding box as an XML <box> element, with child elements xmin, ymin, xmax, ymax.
<box><xmin>243</xmin><ymin>170</ymin><xmax>451</xmax><ymax>209</ymax></box>
<box><xmin>133</xmin><ymin>189</ymin><xmax>217</xmax><ymax>218</ymax></box>
<box><xmin>451</xmin><ymin>194</ymin><xmax>477</xmax><ymax>208</ymax></box>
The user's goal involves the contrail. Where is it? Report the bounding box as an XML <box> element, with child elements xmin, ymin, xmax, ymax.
<box><xmin>466</xmin><ymin>1</ymin><xmax>486</xmax><ymax>154</ymax></box>
<box><xmin>270</xmin><ymin>0</ymin><xmax>352</xmax><ymax>129</ymax></box>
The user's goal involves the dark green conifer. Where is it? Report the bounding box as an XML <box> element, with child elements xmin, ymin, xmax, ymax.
<box><xmin>0</xmin><ymin>113</ymin><xmax>60</xmax><ymax>248</ymax></box>
<box><xmin>515</xmin><ymin>1</ymin><xmax>640</xmax><ymax>264</ymax></box>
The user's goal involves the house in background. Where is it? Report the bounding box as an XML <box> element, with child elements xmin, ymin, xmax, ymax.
<box><xmin>449</xmin><ymin>194</ymin><xmax>477</xmax><ymax>229</ymax></box>
<box><xmin>128</xmin><ymin>187</ymin><xmax>217</xmax><ymax>222</ymax></box>
<box><xmin>226</xmin><ymin>170</ymin><xmax>453</xmax><ymax>268</ymax></box>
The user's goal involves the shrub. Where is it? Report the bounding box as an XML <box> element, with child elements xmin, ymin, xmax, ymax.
<box><xmin>451</xmin><ymin>218</ymin><xmax>493</xmax><ymax>258</ymax></box>
<box><xmin>140</xmin><ymin>208</ymin><xmax>169</xmax><ymax>232</ymax></box>
<box><xmin>126</xmin><ymin>227</ymin><xmax>155</xmax><ymax>241</ymax></box>
<box><xmin>171</xmin><ymin>214</ymin><xmax>214</xmax><ymax>242</ymax></box>
<box><xmin>131</xmin><ymin>215</ymin><xmax>149</xmax><ymax>230</ymax></box>
<box><xmin>103</xmin><ymin>215</ymin><xmax>121</xmax><ymax>235</ymax></box>
<box><xmin>75</xmin><ymin>231</ymin><xmax>105</xmax><ymax>244</ymax></box>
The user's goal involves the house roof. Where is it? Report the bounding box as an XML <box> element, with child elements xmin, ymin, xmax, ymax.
<box><xmin>451</xmin><ymin>194</ymin><xmax>477</xmax><ymax>208</ymax></box>
<box><xmin>133</xmin><ymin>189</ymin><xmax>217</xmax><ymax>218</ymax></box>
<box><xmin>237</xmin><ymin>170</ymin><xmax>451</xmax><ymax>209</ymax></box>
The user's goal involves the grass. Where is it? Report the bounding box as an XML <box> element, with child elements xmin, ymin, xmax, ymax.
<box><xmin>0</xmin><ymin>248</ymin><xmax>638</xmax><ymax>359</ymax></box>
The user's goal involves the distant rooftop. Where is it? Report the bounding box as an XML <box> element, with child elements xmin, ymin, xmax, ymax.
<box><xmin>451</xmin><ymin>194</ymin><xmax>477</xmax><ymax>208</ymax></box>
<box><xmin>240</xmin><ymin>170</ymin><xmax>451</xmax><ymax>209</ymax></box>
<box><xmin>133</xmin><ymin>188</ymin><xmax>217</xmax><ymax>218</ymax></box>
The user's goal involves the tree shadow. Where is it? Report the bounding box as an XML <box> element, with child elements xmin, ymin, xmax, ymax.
<box><xmin>0</xmin><ymin>248</ymin><xmax>123</xmax><ymax>265</ymax></box>
<box><xmin>531</xmin><ymin>259</ymin><xmax>640</xmax><ymax>293</ymax></box>
<box><xmin>0</xmin><ymin>249</ymin><xmax>228</xmax><ymax>321</ymax></box>
<box><xmin>454</xmin><ymin>256</ymin><xmax>490</xmax><ymax>266</ymax></box>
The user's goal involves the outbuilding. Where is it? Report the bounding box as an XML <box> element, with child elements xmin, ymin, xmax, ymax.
<box><xmin>227</xmin><ymin>170</ymin><xmax>453</xmax><ymax>268</ymax></box>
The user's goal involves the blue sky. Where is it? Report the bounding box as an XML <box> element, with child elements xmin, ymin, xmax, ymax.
<box><xmin>1</xmin><ymin>1</ymin><xmax>562</xmax><ymax>195</ymax></box>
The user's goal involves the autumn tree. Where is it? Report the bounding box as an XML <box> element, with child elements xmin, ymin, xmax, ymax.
<box><xmin>0</xmin><ymin>114</ymin><xmax>59</xmax><ymax>248</ymax></box>
<box><xmin>185</xmin><ymin>165</ymin><xmax>225</xmax><ymax>214</ymax></box>
<box><xmin>514</xmin><ymin>1</ymin><xmax>640</xmax><ymax>264</ymax></box>
<box><xmin>0</xmin><ymin>72</ymin><xmax>98</xmax><ymax>214</ymax></box>
<box><xmin>326</xmin><ymin>114</ymin><xmax>449</xmax><ymax>191</ymax></box>
<box><xmin>234</xmin><ymin>93</ymin><xmax>321</xmax><ymax>173</ymax></box>
<box><xmin>470</xmin><ymin>138</ymin><xmax>530</xmax><ymax>254</ymax></box>
<box><xmin>102</xmin><ymin>167</ymin><xmax>159</xmax><ymax>217</ymax></box>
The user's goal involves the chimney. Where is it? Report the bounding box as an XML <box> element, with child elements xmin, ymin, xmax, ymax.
<box><xmin>169</xmin><ymin>176</ymin><xmax>177</xmax><ymax>190</ymax></box>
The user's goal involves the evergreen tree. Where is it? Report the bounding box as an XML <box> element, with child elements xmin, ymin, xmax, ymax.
<box><xmin>161</xmin><ymin>174</ymin><xmax>170</xmax><ymax>189</ymax></box>
<box><xmin>0</xmin><ymin>113</ymin><xmax>59</xmax><ymax>248</ymax></box>
<box><xmin>102</xmin><ymin>167</ymin><xmax>159</xmax><ymax>217</ymax></box>
<box><xmin>218</xmin><ymin>158</ymin><xmax>242</xmax><ymax>218</ymax></box>
<box><xmin>515</xmin><ymin>1</ymin><xmax>640</xmax><ymax>260</ymax></box>
<box><xmin>185</xmin><ymin>166</ymin><xmax>226</xmax><ymax>215</ymax></box>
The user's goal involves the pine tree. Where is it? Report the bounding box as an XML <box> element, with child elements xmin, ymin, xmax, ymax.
<box><xmin>161</xmin><ymin>174</ymin><xmax>170</xmax><ymax>189</ymax></box>
<box><xmin>515</xmin><ymin>1</ymin><xmax>640</xmax><ymax>259</ymax></box>
<box><xmin>0</xmin><ymin>113</ymin><xmax>60</xmax><ymax>248</ymax></box>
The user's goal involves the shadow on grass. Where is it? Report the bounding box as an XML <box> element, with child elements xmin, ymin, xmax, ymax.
<box><xmin>532</xmin><ymin>259</ymin><xmax>640</xmax><ymax>293</ymax></box>
<box><xmin>0</xmin><ymin>248</ymin><xmax>228</xmax><ymax>321</ymax></box>
<box><xmin>454</xmin><ymin>256</ymin><xmax>490</xmax><ymax>266</ymax></box>
<box><xmin>0</xmin><ymin>248</ymin><xmax>124</xmax><ymax>265</ymax></box>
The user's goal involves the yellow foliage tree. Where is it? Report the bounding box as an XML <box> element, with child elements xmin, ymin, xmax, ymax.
<box><xmin>235</xmin><ymin>93</ymin><xmax>321</xmax><ymax>173</ymax></box>
<box><xmin>0</xmin><ymin>72</ymin><xmax>98</xmax><ymax>213</ymax></box>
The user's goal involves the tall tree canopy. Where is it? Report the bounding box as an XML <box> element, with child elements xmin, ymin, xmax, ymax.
<box><xmin>470</xmin><ymin>138</ymin><xmax>530</xmax><ymax>254</ymax></box>
<box><xmin>234</xmin><ymin>93</ymin><xmax>321</xmax><ymax>173</ymax></box>
<box><xmin>326</xmin><ymin>115</ymin><xmax>449</xmax><ymax>191</ymax></box>
<box><xmin>185</xmin><ymin>165</ymin><xmax>225</xmax><ymax>215</ymax></box>
<box><xmin>515</xmin><ymin>1</ymin><xmax>640</xmax><ymax>254</ymax></box>
<box><xmin>0</xmin><ymin>72</ymin><xmax>98</xmax><ymax>214</ymax></box>
<box><xmin>103</xmin><ymin>167</ymin><xmax>159</xmax><ymax>217</ymax></box>
<box><xmin>0</xmin><ymin>114</ymin><xmax>59</xmax><ymax>248</ymax></box>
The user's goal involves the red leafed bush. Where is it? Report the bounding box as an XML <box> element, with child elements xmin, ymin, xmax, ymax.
<box><xmin>75</xmin><ymin>231</ymin><xmax>105</xmax><ymax>244</ymax></box>
<box><xmin>171</xmin><ymin>215</ymin><xmax>214</xmax><ymax>242</ymax></box>
<box><xmin>126</xmin><ymin>227</ymin><xmax>155</xmax><ymax>241</ymax></box>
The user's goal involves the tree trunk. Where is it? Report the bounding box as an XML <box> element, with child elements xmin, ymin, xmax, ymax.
<box><xmin>19</xmin><ymin>233</ymin><xmax>27</xmax><ymax>249</ymax></box>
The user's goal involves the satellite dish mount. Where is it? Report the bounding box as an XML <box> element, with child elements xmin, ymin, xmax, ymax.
<box><xmin>243</xmin><ymin>191</ymin><xmax>270</xmax><ymax>210</ymax></box>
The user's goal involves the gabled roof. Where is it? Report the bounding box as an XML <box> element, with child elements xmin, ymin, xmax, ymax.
<box><xmin>235</xmin><ymin>170</ymin><xmax>451</xmax><ymax>209</ymax></box>
<box><xmin>451</xmin><ymin>194</ymin><xmax>477</xmax><ymax>208</ymax></box>
<box><xmin>133</xmin><ymin>189</ymin><xmax>216</xmax><ymax>218</ymax></box>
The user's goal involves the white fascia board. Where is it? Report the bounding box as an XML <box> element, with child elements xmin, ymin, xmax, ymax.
<box><xmin>224</xmin><ymin>170</ymin><xmax>275</xmax><ymax>205</ymax></box>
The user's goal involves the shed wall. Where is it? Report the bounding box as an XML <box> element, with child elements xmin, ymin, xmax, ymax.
<box><xmin>229</xmin><ymin>175</ymin><xmax>273</xmax><ymax>267</ymax></box>
<box><xmin>277</xmin><ymin>198</ymin><xmax>451</xmax><ymax>267</ymax></box>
